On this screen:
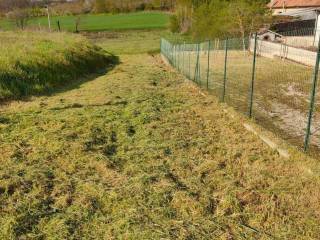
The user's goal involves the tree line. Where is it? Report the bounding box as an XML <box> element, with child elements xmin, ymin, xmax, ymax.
<box><xmin>170</xmin><ymin>0</ymin><xmax>272</xmax><ymax>40</ymax></box>
<box><xmin>0</xmin><ymin>0</ymin><xmax>271</xmax><ymax>36</ymax></box>
<box><xmin>92</xmin><ymin>0</ymin><xmax>175</xmax><ymax>13</ymax></box>
<box><xmin>0</xmin><ymin>0</ymin><xmax>176</xmax><ymax>15</ymax></box>
<box><xmin>0</xmin><ymin>0</ymin><xmax>176</xmax><ymax>30</ymax></box>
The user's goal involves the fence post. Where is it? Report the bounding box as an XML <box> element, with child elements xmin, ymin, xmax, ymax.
<box><xmin>177</xmin><ymin>44</ymin><xmax>180</xmax><ymax>72</ymax></box>
<box><xmin>168</xmin><ymin>42</ymin><xmax>171</xmax><ymax>64</ymax></box>
<box><xmin>183</xmin><ymin>42</ymin><xmax>186</xmax><ymax>75</ymax></box>
<box><xmin>174</xmin><ymin>44</ymin><xmax>176</xmax><ymax>68</ymax></box>
<box><xmin>206</xmin><ymin>40</ymin><xmax>211</xmax><ymax>90</ymax></box>
<box><xmin>194</xmin><ymin>44</ymin><xmax>198</xmax><ymax>82</ymax></box>
<box><xmin>222</xmin><ymin>38</ymin><xmax>229</xmax><ymax>102</ymax></box>
<box><xmin>179</xmin><ymin>44</ymin><xmax>183</xmax><ymax>73</ymax></box>
<box><xmin>57</xmin><ymin>20</ymin><xmax>61</xmax><ymax>32</ymax></box>
<box><xmin>188</xmin><ymin>45</ymin><xmax>191</xmax><ymax>79</ymax></box>
<box><xmin>304</xmin><ymin>35</ymin><xmax>320</xmax><ymax>151</ymax></box>
<box><xmin>166</xmin><ymin>40</ymin><xmax>168</xmax><ymax>60</ymax></box>
<box><xmin>249</xmin><ymin>33</ymin><xmax>258</xmax><ymax>118</ymax></box>
<box><xmin>174</xmin><ymin>44</ymin><xmax>177</xmax><ymax>68</ymax></box>
<box><xmin>194</xmin><ymin>43</ymin><xmax>200</xmax><ymax>83</ymax></box>
<box><xmin>180</xmin><ymin>44</ymin><xmax>182</xmax><ymax>73</ymax></box>
<box><xmin>180</xmin><ymin>44</ymin><xmax>182</xmax><ymax>71</ymax></box>
<box><xmin>169</xmin><ymin>43</ymin><xmax>173</xmax><ymax>66</ymax></box>
<box><xmin>198</xmin><ymin>43</ymin><xmax>201</xmax><ymax>85</ymax></box>
<box><xmin>172</xmin><ymin>44</ymin><xmax>175</xmax><ymax>67</ymax></box>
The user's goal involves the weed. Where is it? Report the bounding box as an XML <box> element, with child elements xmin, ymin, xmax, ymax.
<box><xmin>127</xmin><ymin>126</ymin><xmax>136</xmax><ymax>137</ymax></box>
<box><xmin>103</xmin><ymin>144</ymin><xmax>117</xmax><ymax>157</ymax></box>
<box><xmin>0</xmin><ymin>116</ymin><xmax>10</xmax><ymax>124</ymax></box>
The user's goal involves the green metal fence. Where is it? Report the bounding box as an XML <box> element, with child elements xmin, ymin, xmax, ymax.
<box><xmin>160</xmin><ymin>36</ymin><xmax>320</xmax><ymax>155</ymax></box>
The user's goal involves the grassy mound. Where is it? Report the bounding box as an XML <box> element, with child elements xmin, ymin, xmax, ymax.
<box><xmin>0</xmin><ymin>31</ymin><xmax>114</xmax><ymax>101</ymax></box>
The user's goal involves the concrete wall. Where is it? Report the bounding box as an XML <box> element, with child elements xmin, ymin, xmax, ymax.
<box><xmin>315</xmin><ymin>13</ymin><xmax>320</xmax><ymax>46</ymax></box>
<box><xmin>250</xmin><ymin>38</ymin><xmax>317</xmax><ymax>66</ymax></box>
<box><xmin>285</xmin><ymin>36</ymin><xmax>316</xmax><ymax>47</ymax></box>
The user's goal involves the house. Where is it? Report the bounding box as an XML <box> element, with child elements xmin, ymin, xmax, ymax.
<box><xmin>268</xmin><ymin>0</ymin><xmax>320</xmax><ymax>30</ymax></box>
<box><xmin>268</xmin><ymin>0</ymin><xmax>320</xmax><ymax>17</ymax></box>
<box><xmin>267</xmin><ymin>0</ymin><xmax>320</xmax><ymax>46</ymax></box>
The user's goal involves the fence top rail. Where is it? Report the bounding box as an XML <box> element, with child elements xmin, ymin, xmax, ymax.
<box><xmin>161</xmin><ymin>37</ymin><xmax>250</xmax><ymax>47</ymax></box>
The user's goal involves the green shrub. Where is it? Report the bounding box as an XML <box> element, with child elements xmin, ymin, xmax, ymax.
<box><xmin>169</xmin><ymin>15</ymin><xmax>179</xmax><ymax>33</ymax></box>
<box><xmin>0</xmin><ymin>31</ymin><xmax>115</xmax><ymax>101</ymax></box>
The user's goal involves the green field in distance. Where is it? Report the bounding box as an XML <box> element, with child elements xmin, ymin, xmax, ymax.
<box><xmin>0</xmin><ymin>11</ymin><xmax>169</xmax><ymax>32</ymax></box>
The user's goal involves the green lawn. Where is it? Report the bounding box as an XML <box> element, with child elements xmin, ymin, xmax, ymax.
<box><xmin>0</xmin><ymin>12</ymin><xmax>170</xmax><ymax>32</ymax></box>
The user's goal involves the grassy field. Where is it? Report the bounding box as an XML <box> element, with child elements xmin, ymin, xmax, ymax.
<box><xmin>85</xmin><ymin>29</ymin><xmax>170</xmax><ymax>55</ymax></box>
<box><xmin>0</xmin><ymin>30</ymin><xmax>320</xmax><ymax>239</ymax></box>
<box><xmin>0</xmin><ymin>12</ymin><xmax>169</xmax><ymax>32</ymax></box>
<box><xmin>0</xmin><ymin>31</ymin><xmax>115</xmax><ymax>101</ymax></box>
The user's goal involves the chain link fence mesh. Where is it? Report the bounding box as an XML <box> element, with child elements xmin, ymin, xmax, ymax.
<box><xmin>161</xmin><ymin>36</ymin><xmax>320</xmax><ymax>156</ymax></box>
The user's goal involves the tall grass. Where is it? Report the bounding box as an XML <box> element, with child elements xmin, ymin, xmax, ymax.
<box><xmin>0</xmin><ymin>31</ymin><xmax>113</xmax><ymax>100</ymax></box>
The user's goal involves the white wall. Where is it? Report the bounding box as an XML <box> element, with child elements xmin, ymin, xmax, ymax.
<box><xmin>315</xmin><ymin>13</ymin><xmax>320</xmax><ymax>46</ymax></box>
<box><xmin>285</xmin><ymin>36</ymin><xmax>315</xmax><ymax>47</ymax></box>
<box><xmin>250</xmin><ymin>39</ymin><xmax>317</xmax><ymax>66</ymax></box>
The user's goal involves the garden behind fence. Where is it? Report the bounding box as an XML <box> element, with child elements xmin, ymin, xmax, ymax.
<box><xmin>160</xmin><ymin>35</ymin><xmax>320</xmax><ymax>155</ymax></box>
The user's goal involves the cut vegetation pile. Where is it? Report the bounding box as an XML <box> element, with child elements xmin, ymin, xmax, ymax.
<box><xmin>0</xmin><ymin>31</ymin><xmax>114</xmax><ymax>101</ymax></box>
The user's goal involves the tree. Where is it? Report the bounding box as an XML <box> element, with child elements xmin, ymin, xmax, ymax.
<box><xmin>171</xmin><ymin>0</ymin><xmax>271</xmax><ymax>42</ymax></box>
<box><xmin>93</xmin><ymin>0</ymin><xmax>106</xmax><ymax>13</ymax></box>
<box><xmin>1</xmin><ymin>0</ymin><xmax>31</xmax><ymax>29</ymax></box>
<box><xmin>0</xmin><ymin>0</ymin><xmax>30</xmax><ymax>11</ymax></box>
<box><xmin>75</xmin><ymin>15</ymin><xmax>82</xmax><ymax>32</ymax></box>
<box><xmin>169</xmin><ymin>14</ymin><xmax>180</xmax><ymax>32</ymax></box>
<box><xmin>192</xmin><ymin>0</ymin><xmax>230</xmax><ymax>39</ymax></box>
<box><xmin>229</xmin><ymin>0</ymin><xmax>271</xmax><ymax>49</ymax></box>
<box><xmin>7</xmin><ymin>8</ymin><xmax>29</xmax><ymax>30</ymax></box>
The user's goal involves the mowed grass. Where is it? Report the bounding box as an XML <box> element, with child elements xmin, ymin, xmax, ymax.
<box><xmin>0</xmin><ymin>31</ymin><xmax>115</xmax><ymax>101</ymax></box>
<box><xmin>86</xmin><ymin>29</ymin><xmax>170</xmax><ymax>55</ymax></box>
<box><xmin>0</xmin><ymin>12</ymin><xmax>169</xmax><ymax>32</ymax></box>
<box><xmin>0</xmin><ymin>42</ymin><xmax>320</xmax><ymax>238</ymax></box>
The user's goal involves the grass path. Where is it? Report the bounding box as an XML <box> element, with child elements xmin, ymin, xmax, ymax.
<box><xmin>0</xmin><ymin>54</ymin><xmax>320</xmax><ymax>239</ymax></box>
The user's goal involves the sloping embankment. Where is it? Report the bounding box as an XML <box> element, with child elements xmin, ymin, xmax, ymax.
<box><xmin>0</xmin><ymin>31</ymin><xmax>116</xmax><ymax>101</ymax></box>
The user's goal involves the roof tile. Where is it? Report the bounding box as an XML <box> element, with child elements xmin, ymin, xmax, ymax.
<box><xmin>268</xmin><ymin>0</ymin><xmax>320</xmax><ymax>8</ymax></box>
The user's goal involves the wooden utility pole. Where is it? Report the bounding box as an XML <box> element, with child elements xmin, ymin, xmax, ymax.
<box><xmin>46</xmin><ymin>5</ymin><xmax>51</xmax><ymax>31</ymax></box>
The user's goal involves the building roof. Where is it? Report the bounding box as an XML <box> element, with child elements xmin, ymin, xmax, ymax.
<box><xmin>276</xmin><ymin>7</ymin><xmax>320</xmax><ymax>20</ymax></box>
<box><xmin>268</xmin><ymin>0</ymin><xmax>320</xmax><ymax>9</ymax></box>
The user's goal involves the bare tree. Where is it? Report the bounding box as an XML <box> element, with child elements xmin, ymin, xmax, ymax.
<box><xmin>75</xmin><ymin>15</ymin><xmax>82</xmax><ymax>33</ymax></box>
<box><xmin>7</xmin><ymin>8</ymin><xmax>29</xmax><ymax>30</ymax></box>
<box><xmin>0</xmin><ymin>0</ymin><xmax>30</xmax><ymax>12</ymax></box>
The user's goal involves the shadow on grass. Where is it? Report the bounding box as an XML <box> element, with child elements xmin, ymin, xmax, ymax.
<box><xmin>0</xmin><ymin>53</ymin><xmax>120</xmax><ymax>104</ymax></box>
<box><xmin>43</xmin><ymin>53</ymin><xmax>120</xmax><ymax>97</ymax></box>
